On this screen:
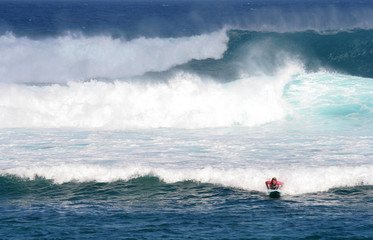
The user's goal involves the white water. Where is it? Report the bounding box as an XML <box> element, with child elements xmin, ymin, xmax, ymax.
<box><xmin>0</xmin><ymin>30</ymin><xmax>228</xmax><ymax>83</ymax></box>
<box><xmin>0</xmin><ymin>66</ymin><xmax>298</xmax><ymax>129</ymax></box>
<box><xmin>1</xmin><ymin>48</ymin><xmax>372</xmax><ymax>195</ymax></box>
<box><xmin>1</xmin><ymin>128</ymin><xmax>372</xmax><ymax>195</ymax></box>
<box><xmin>1</xmin><ymin>65</ymin><xmax>372</xmax><ymax>130</ymax></box>
<box><xmin>4</xmin><ymin>164</ymin><xmax>372</xmax><ymax>195</ymax></box>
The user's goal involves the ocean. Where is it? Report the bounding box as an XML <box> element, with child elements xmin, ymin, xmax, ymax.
<box><xmin>1</xmin><ymin>0</ymin><xmax>373</xmax><ymax>239</ymax></box>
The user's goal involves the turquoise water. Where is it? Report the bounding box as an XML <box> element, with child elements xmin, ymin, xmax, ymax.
<box><xmin>1</xmin><ymin>0</ymin><xmax>373</xmax><ymax>238</ymax></box>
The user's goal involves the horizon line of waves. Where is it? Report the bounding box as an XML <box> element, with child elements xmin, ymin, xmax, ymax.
<box><xmin>2</xmin><ymin>164</ymin><xmax>373</xmax><ymax>195</ymax></box>
<box><xmin>0</xmin><ymin>30</ymin><xmax>228</xmax><ymax>83</ymax></box>
<box><xmin>1</xmin><ymin>1</ymin><xmax>373</xmax><ymax>37</ymax></box>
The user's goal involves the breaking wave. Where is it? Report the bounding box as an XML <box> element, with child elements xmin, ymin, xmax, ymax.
<box><xmin>0</xmin><ymin>67</ymin><xmax>294</xmax><ymax>129</ymax></box>
<box><xmin>0</xmin><ymin>30</ymin><xmax>228</xmax><ymax>83</ymax></box>
<box><xmin>2</xmin><ymin>164</ymin><xmax>372</xmax><ymax>195</ymax></box>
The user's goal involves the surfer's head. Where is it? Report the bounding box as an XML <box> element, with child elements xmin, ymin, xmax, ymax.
<box><xmin>271</xmin><ymin>177</ymin><xmax>277</xmax><ymax>185</ymax></box>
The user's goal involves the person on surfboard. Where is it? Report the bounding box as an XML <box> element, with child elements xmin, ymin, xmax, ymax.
<box><xmin>265</xmin><ymin>177</ymin><xmax>283</xmax><ymax>190</ymax></box>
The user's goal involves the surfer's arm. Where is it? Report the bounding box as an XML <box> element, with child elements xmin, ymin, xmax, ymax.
<box><xmin>265</xmin><ymin>181</ymin><xmax>270</xmax><ymax>189</ymax></box>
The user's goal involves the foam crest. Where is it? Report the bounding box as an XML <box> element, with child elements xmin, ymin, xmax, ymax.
<box><xmin>3</xmin><ymin>164</ymin><xmax>372</xmax><ymax>195</ymax></box>
<box><xmin>0</xmin><ymin>69</ymin><xmax>294</xmax><ymax>129</ymax></box>
<box><xmin>0</xmin><ymin>30</ymin><xmax>228</xmax><ymax>83</ymax></box>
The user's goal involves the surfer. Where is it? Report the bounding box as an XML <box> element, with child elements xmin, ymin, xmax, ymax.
<box><xmin>265</xmin><ymin>177</ymin><xmax>283</xmax><ymax>190</ymax></box>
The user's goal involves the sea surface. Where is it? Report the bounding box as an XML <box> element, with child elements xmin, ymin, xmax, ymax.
<box><xmin>1</xmin><ymin>0</ymin><xmax>373</xmax><ymax>239</ymax></box>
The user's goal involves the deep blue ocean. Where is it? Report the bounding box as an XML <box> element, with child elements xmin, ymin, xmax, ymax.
<box><xmin>1</xmin><ymin>0</ymin><xmax>373</xmax><ymax>239</ymax></box>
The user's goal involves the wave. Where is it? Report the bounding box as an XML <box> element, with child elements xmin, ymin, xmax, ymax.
<box><xmin>1</xmin><ymin>66</ymin><xmax>372</xmax><ymax>130</ymax></box>
<box><xmin>1</xmin><ymin>29</ymin><xmax>372</xmax><ymax>85</ymax></box>
<box><xmin>1</xmin><ymin>65</ymin><xmax>372</xmax><ymax>130</ymax></box>
<box><xmin>2</xmin><ymin>164</ymin><xmax>372</xmax><ymax>195</ymax></box>
<box><xmin>1</xmin><ymin>28</ymin><xmax>373</xmax><ymax>130</ymax></box>
<box><xmin>0</xmin><ymin>66</ymin><xmax>296</xmax><ymax>128</ymax></box>
<box><xmin>0</xmin><ymin>30</ymin><xmax>228</xmax><ymax>83</ymax></box>
<box><xmin>187</xmin><ymin>29</ymin><xmax>373</xmax><ymax>80</ymax></box>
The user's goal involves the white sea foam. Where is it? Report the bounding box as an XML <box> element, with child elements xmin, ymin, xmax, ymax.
<box><xmin>0</xmin><ymin>64</ymin><xmax>300</xmax><ymax>129</ymax></box>
<box><xmin>0</xmin><ymin>30</ymin><xmax>228</xmax><ymax>83</ymax></box>
<box><xmin>2</xmin><ymin>164</ymin><xmax>372</xmax><ymax>195</ymax></box>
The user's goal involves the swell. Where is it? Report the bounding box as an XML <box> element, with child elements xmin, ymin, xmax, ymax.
<box><xmin>181</xmin><ymin>29</ymin><xmax>373</xmax><ymax>80</ymax></box>
<box><xmin>3</xmin><ymin>174</ymin><xmax>372</xmax><ymax>201</ymax></box>
<box><xmin>0</xmin><ymin>175</ymin><xmax>213</xmax><ymax>200</ymax></box>
<box><xmin>2</xmin><ymin>164</ymin><xmax>373</xmax><ymax>195</ymax></box>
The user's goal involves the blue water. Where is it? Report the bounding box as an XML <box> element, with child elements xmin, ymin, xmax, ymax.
<box><xmin>1</xmin><ymin>176</ymin><xmax>373</xmax><ymax>239</ymax></box>
<box><xmin>1</xmin><ymin>0</ymin><xmax>373</xmax><ymax>239</ymax></box>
